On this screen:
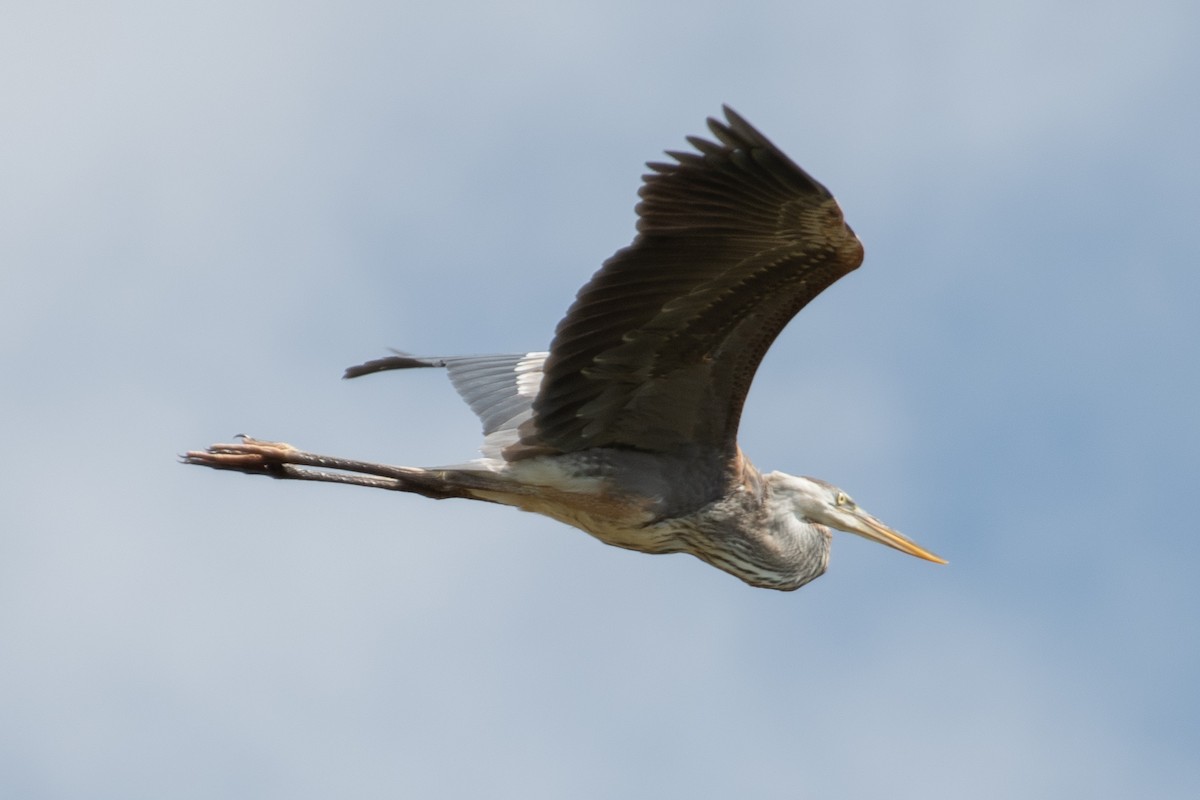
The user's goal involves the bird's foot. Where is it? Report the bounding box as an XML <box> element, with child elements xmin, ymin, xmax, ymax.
<box><xmin>182</xmin><ymin>435</ymin><xmax>300</xmax><ymax>475</ymax></box>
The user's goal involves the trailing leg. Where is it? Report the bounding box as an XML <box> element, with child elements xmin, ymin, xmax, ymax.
<box><xmin>182</xmin><ymin>436</ymin><xmax>507</xmax><ymax>500</ymax></box>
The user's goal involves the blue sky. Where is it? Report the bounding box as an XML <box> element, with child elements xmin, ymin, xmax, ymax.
<box><xmin>3</xmin><ymin>1</ymin><xmax>1198</xmax><ymax>797</ymax></box>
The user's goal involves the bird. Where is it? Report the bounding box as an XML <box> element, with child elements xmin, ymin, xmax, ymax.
<box><xmin>185</xmin><ymin>106</ymin><xmax>946</xmax><ymax>591</ymax></box>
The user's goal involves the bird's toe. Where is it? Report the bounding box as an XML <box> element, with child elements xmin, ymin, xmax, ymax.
<box><xmin>183</xmin><ymin>437</ymin><xmax>299</xmax><ymax>472</ymax></box>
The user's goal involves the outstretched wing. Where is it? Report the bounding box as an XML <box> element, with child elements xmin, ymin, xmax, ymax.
<box><xmin>510</xmin><ymin>106</ymin><xmax>865</xmax><ymax>460</ymax></box>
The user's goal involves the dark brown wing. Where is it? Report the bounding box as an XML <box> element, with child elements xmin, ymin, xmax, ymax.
<box><xmin>508</xmin><ymin>107</ymin><xmax>864</xmax><ymax>460</ymax></box>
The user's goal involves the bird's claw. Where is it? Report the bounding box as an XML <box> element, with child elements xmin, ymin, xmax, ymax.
<box><xmin>182</xmin><ymin>436</ymin><xmax>300</xmax><ymax>473</ymax></box>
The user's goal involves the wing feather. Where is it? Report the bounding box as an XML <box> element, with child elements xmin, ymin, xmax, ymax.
<box><xmin>508</xmin><ymin>107</ymin><xmax>864</xmax><ymax>460</ymax></box>
<box><xmin>344</xmin><ymin>352</ymin><xmax>547</xmax><ymax>459</ymax></box>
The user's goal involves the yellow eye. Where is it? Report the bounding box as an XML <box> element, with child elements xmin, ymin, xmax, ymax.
<box><xmin>836</xmin><ymin>492</ymin><xmax>855</xmax><ymax>508</ymax></box>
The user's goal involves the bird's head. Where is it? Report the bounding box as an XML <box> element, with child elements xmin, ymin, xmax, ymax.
<box><xmin>767</xmin><ymin>472</ymin><xmax>946</xmax><ymax>565</ymax></box>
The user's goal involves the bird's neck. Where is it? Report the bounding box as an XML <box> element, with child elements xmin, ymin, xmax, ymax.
<box><xmin>761</xmin><ymin>473</ymin><xmax>832</xmax><ymax>589</ymax></box>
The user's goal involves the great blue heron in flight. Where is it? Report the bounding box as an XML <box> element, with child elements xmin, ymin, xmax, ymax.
<box><xmin>185</xmin><ymin>107</ymin><xmax>946</xmax><ymax>590</ymax></box>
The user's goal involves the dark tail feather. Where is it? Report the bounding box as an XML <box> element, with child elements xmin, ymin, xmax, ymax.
<box><xmin>343</xmin><ymin>352</ymin><xmax>447</xmax><ymax>380</ymax></box>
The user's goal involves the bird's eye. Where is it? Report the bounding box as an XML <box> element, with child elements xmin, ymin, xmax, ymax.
<box><xmin>836</xmin><ymin>492</ymin><xmax>855</xmax><ymax>508</ymax></box>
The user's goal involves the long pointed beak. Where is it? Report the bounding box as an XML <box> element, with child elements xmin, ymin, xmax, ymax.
<box><xmin>845</xmin><ymin>509</ymin><xmax>947</xmax><ymax>564</ymax></box>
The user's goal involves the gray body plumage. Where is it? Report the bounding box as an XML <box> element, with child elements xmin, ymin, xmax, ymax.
<box><xmin>347</xmin><ymin>350</ymin><xmax>842</xmax><ymax>589</ymax></box>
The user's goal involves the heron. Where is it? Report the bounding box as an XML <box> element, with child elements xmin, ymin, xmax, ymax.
<box><xmin>185</xmin><ymin>106</ymin><xmax>946</xmax><ymax>591</ymax></box>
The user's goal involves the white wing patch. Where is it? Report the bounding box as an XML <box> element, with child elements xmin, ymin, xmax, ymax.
<box><xmin>514</xmin><ymin>353</ymin><xmax>544</xmax><ymax>397</ymax></box>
